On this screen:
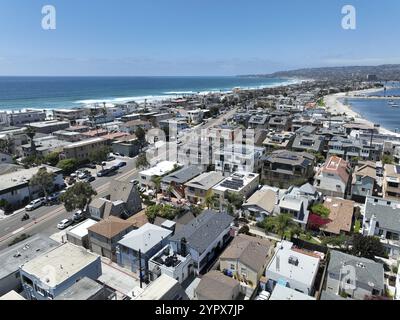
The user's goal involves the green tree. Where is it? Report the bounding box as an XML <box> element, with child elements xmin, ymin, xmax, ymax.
<box><xmin>60</xmin><ymin>182</ymin><xmax>97</xmax><ymax>212</ymax></box>
<box><xmin>151</xmin><ymin>176</ymin><xmax>163</xmax><ymax>194</ymax></box>
<box><xmin>204</xmin><ymin>190</ymin><xmax>216</xmax><ymax>209</ymax></box>
<box><xmin>29</xmin><ymin>167</ymin><xmax>55</xmax><ymax>198</ymax></box>
<box><xmin>136</xmin><ymin>153</ymin><xmax>149</xmax><ymax>169</ymax></box>
<box><xmin>351</xmin><ymin>234</ymin><xmax>386</xmax><ymax>259</ymax></box>
<box><xmin>382</xmin><ymin>154</ymin><xmax>394</xmax><ymax>165</ymax></box>
<box><xmin>57</xmin><ymin>158</ymin><xmax>79</xmax><ymax>175</ymax></box>
<box><xmin>21</xmin><ymin>155</ymin><xmax>42</xmax><ymax>168</ymax></box>
<box><xmin>311</xmin><ymin>203</ymin><xmax>331</xmax><ymax>218</ymax></box>
<box><xmin>135</xmin><ymin>127</ymin><xmax>146</xmax><ymax>149</ymax></box>
<box><xmin>262</xmin><ymin>214</ymin><xmax>298</xmax><ymax>240</ymax></box>
<box><xmin>43</xmin><ymin>152</ymin><xmax>60</xmax><ymax>166</ymax></box>
<box><xmin>225</xmin><ymin>192</ymin><xmax>244</xmax><ymax>210</ymax></box>
<box><xmin>145</xmin><ymin>204</ymin><xmax>160</xmax><ymax>223</ymax></box>
<box><xmin>89</xmin><ymin>146</ymin><xmax>111</xmax><ymax>170</ymax></box>
<box><xmin>25</xmin><ymin>127</ymin><xmax>37</xmax><ymax>157</ymax></box>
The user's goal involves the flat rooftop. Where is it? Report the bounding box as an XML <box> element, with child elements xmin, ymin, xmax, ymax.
<box><xmin>67</xmin><ymin>219</ymin><xmax>98</xmax><ymax>239</ymax></box>
<box><xmin>64</xmin><ymin>137</ymin><xmax>106</xmax><ymax>149</ymax></box>
<box><xmin>266</xmin><ymin>241</ymin><xmax>320</xmax><ymax>288</ymax></box>
<box><xmin>0</xmin><ymin>165</ymin><xmax>62</xmax><ymax>192</ymax></box>
<box><xmin>139</xmin><ymin>161</ymin><xmax>178</xmax><ymax>177</ymax></box>
<box><xmin>134</xmin><ymin>274</ymin><xmax>178</xmax><ymax>300</ymax></box>
<box><xmin>0</xmin><ymin>235</ymin><xmax>58</xmax><ymax>280</ymax></box>
<box><xmin>54</xmin><ymin>277</ymin><xmax>104</xmax><ymax>300</ymax></box>
<box><xmin>21</xmin><ymin>243</ymin><xmax>100</xmax><ymax>287</ymax></box>
<box><xmin>213</xmin><ymin>172</ymin><xmax>259</xmax><ymax>193</ymax></box>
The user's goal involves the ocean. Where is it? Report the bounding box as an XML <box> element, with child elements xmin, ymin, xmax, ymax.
<box><xmin>0</xmin><ymin>76</ymin><xmax>296</xmax><ymax>111</ymax></box>
<box><xmin>340</xmin><ymin>82</ymin><xmax>400</xmax><ymax>133</ymax></box>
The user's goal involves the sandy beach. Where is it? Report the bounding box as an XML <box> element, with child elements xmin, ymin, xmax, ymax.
<box><xmin>324</xmin><ymin>88</ymin><xmax>400</xmax><ymax>138</ymax></box>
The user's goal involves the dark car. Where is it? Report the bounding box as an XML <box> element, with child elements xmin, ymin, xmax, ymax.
<box><xmin>97</xmin><ymin>169</ymin><xmax>110</xmax><ymax>177</ymax></box>
<box><xmin>117</xmin><ymin>161</ymin><xmax>127</xmax><ymax>168</ymax></box>
<box><xmin>84</xmin><ymin>176</ymin><xmax>96</xmax><ymax>183</ymax></box>
<box><xmin>86</xmin><ymin>163</ymin><xmax>96</xmax><ymax>169</ymax></box>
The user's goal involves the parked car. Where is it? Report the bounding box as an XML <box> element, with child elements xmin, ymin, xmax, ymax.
<box><xmin>107</xmin><ymin>156</ymin><xmax>116</xmax><ymax>161</ymax></box>
<box><xmin>130</xmin><ymin>179</ymin><xmax>139</xmax><ymax>185</ymax></box>
<box><xmin>83</xmin><ymin>176</ymin><xmax>96</xmax><ymax>183</ymax></box>
<box><xmin>25</xmin><ymin>198</ymin><xmax>46</xmax><ymax>211</ymax></box>
<box><xmin>97</xmin><ymin>169</ymin><xmax>110</xmax><ymax>177</ymax></box>
<box><xmin>57</xmin><ymin>218</ymin><xmax>73</xmax><ymax>230</ymax></box>
<box><xmin>86</xmin><ymin>163</ymin><xmax>96</xmax><ymax>169</ymax></box>
<box><xmin>46</xmin><ymin>192</ymin><xmax>61</xmax><ymax>204</ymax></box>
<box><xmin>78</xmin><ymin>172</ymin><xmax>90</xmax><ymax>180</ymax></box>
<box><xmin>117</xmin><ymin>161</ymin><xmax>127</xmax><ymax>168</ymax></box>
<box><xmin>73</xmin><ymin>210</ymin><xmax>85</xmax><ymax>222</ymax></box>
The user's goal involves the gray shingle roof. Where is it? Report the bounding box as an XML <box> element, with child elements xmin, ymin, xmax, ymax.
<box><xmin>170</xmin><ymin>210</ymin><xmax>234</xmax><ymax>254</ymax></box>
<box><xmin>365</xmin><ymin>199</ymin><xmax>400</xmax><ymax>232</ymax></box>
<box><xmin>328</xmin><ymin>250</ymin><xmax>384</xmax><ymax>291</ymax></box>
<box><xmin>161</xmin><ymin>166</ymin><xmax>203</xmax><ymax>185</ymax></box>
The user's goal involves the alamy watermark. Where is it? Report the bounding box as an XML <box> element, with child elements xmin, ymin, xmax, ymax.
<box><xmin>42</xmin><ymin>5</ymin><xmax>56</xmax><ymax>30</ymax></box>
<box><xmin>342</xmin><ymin>5</ymin><xmax>356</xmax><ymax>30</ymax></box>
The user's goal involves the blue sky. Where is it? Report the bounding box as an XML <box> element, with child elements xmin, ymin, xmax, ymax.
<box><xmin>0</xmin><ymin>0</ymin><xmax>399</xmax><ymax>76</ymax></box>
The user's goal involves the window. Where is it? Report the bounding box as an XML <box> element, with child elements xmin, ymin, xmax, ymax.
<box><xmin>241</xmin><ymin>267</ymin><xmax>247</xmax><ymax>277</ymax></box>
<box><xmin>230</xmin><ymin>264</ymin><xmax>236</xmax><ymax>271</ymax></box>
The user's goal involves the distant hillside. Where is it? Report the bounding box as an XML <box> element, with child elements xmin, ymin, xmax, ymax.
<box><xmin>243</xmin><ymin>64</ymin><xmax>400</xmax><ymax>81</ymax></box>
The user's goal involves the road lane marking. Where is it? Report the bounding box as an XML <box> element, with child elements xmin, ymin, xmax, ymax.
<box><xmin>12</xmin><ymin>227</ymin><xmax>25</xmax><ymax>235</ymax></box>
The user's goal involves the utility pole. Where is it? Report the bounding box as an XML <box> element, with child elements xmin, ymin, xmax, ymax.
<box><xmin>138</xmin><ymin>249</ymin><xmax>143</xmax><ymax>289</ymax></box>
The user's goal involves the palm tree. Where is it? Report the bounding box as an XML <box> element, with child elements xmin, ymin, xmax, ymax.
<box><xmin>204</xmin><ymin>190</ymin><xmax>215</xmax><ymax>209</ymax></box>
<box><xmin>166</xmin><ymin>185</ymin><xmax>174</xmax><ymax>200</ymax></box>
<box><xmin>151</xmin><ymin>176</ymin><xmax>163</xmax><ymax>195</ymax></box>
<box><xmin>25</xmin><ymin>127</ymin><xmax>37</xmax><ymax>157</ymax></box>
<box><xmin>265</xmin><ymin>214</ymin><xmax>298</xmax><ymax>240</ymax></box>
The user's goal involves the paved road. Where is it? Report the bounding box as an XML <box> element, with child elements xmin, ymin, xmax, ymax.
<box><xmin>0</xmin><ymin>156</ymin><xmax>141</xmax><ymax>250</ymax></box>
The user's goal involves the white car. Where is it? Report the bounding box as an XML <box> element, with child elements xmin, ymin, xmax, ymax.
<box><xmin>25</xmin><ymin>198</ymin><xmax>45</xmax><ymax>211</ymax></box>
<box><xmin>57</xmin><ymin>218</ymin><xmax>73</xmax><ymax>230</ymax></box>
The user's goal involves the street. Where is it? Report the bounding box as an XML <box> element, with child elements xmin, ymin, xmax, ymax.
<box><xmin>0</xmin><ymin>156</ymin><xmax>141</xmax><ymax>250</ymax></box>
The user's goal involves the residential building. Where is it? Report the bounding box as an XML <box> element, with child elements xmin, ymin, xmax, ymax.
<box><xmin>268</xmin><ymin>116</ymin><xmax>292</xmax><ymax>132</ymax></box>
<box><xmin>314</xmin><ymin>156</ymin><xmax>352</xmax><ymax>198</ymax></box>
<box><xmin>184</xmin><ymin>171</ymin><xmax>224</xmax><ymax>205</ymax></box>
<box><xmin>286</xmin><ymin>183</ymin><xmax>321</xmax><ymax>207</ymax></box>
<box><xmin>148</xmin><ymin>244</ymin><xmax>193</xmax><ymax>284</ymax></box>
<box><xmin>325</xmin><ymin>250</ymin><xmax>384</xmax><ymax>300</ymax></box>
<box><xmin>88</xmin><ymin>180</ymin><xmax>142</xmax><ymax>221</ymax></box>
<box><xmin>8</xmin><ymin>110</ymin><xmax>46</xmax><ymax>127</ymax></box>
<box><xmin>53</xmin><ymin>109</ymin><xmax>87</xmax><ymax>122</ymax></box>
<box><xmin>291</xmin><ymin>133</ymin><xmax>325</xmax><ymax>153</ymax></box>
<box><xmin>20</xmin><ymin>243</ymin><xmax>102</xmax><ymax>300</ymax></box>
<box><xmin>363</xmin><ymin>196</ymin><xmax>400</xmax><ymax>258</ymax></box>
<box><xmin>161</xmin><ymin>165</ymin><xmax>203</xmax><ymax>199</ymax></box>
<box><xmin>195</xmin><ymin>271</ymin><xmax>241</xmax><ymax>300</ymax></box>
<box><xmin>265</xmin><ymin>241</ymin><xmax>321</xmax><ymax>296</ymax></box>
<box><xmin>116</xmin><ymin>223</ymin><xmax>172</xmax><ymax>275</ymax></box>
<box><xmin>269</xmin><ymin>285</ymin><xmax>316</xmax><ymax>300</ymax></box>
<box><xmin>242</xmin><ymin>187</ymin><xmax>279</xmax><ymax>221</ymax></box>
<box><xmin>52</xmin><ymin>130</ymin><xmax>82</xmax><ymax>142</ymax></box>
<box><xmin>278</xmin><ymin>193</ymin><xmax>310</xmax><ymax>228</ymax></box>
<box><xmin>138</xmin><ymin>161</ymin><xmax>180</xmax><ymax>190</ymax></box>
<box><xmin>262</xmin><ymin>131</ymin><xmax>295</xmax><ymax>152</ymax></box>
<box><xmin>0</xmin><ymin>165</ymin><xmax>64</xmax><ymax>208</ymax></box>
<box><xmin>327</xmin><ymin>136</ymin><xmax>382</xmax><ymax>162</ymax></box>
<box><xmin>261</xmin><ymin>150</ymin><xmax>315</xmax><ymax>188</ymax></box>
<box><xmin>61</xmin><ymin>137</ymin><xmax>108</xmax><ymax>161</ymax></box>
<box><xmin>214</xmin><ymin>144</ymin><xmax>265</xmax><ymax>175</ymax></box>
<box><xmin>219</xmin><ymin>234</ymin><xmax>274</xmax><ymax>289</ymax></box>
<box><xmin>311</xmin><ymin>197</ymin><xmax>354</xmax><ymax>235</ymax></box>
<box><xmin>383</xmin><ymin>164</ymin><xmax>400</xmax><ymax>200</ymax></box>
<box><xmin>55</xmin><ymin>277</ymin><xmax>115</xmax><ymax>300</ymax></box>
<box><xmin>134</xmin><ymin>274</ymin><xmax>189</xmax><ymax>300</ymax></box>
<box><xmin>212</xmin><ymin>172</ymin><xmax>260</xmax><ymax>211</ymax></box>
<box><xmin>66</xmin><ymin>219</ymin><xmax>98</xmax><ymax>249</ymax></box>
<box><xmin>20</xmin><ymin>136</ymin><xmax>70</xmax><ymax>157</ymax></box>
<box><xmin>88</xmin><ymin>216</ymin><xmax>135</xmax><ymax>262</ymax></box>
<box><xmin>112</xmin><ymin>136</ymin><xmax>141</xmax><ymax>158</ymax></box>
<box><xmin>0</xmin><ymin>235</ymin><xmax>58</xmax><ymax>296</ymax></box>
<box><xmin>248</xmin><ymin>115</ymin><xmax>269</xmax><ymax>130</ymax></box>
<box><xmin>351</xmin><ymin>161</ymin><xmax>379</xmax><ymax>202</ymax></box>
<box><xmin>28</xmin><ymin>120</ymin><xmax>70</xmax><ymax>134</ymax></box>
<box><xmin>169</xmin><ymin>210</ymin><xmax>234</xmax><ymax>274</ymax></box>
<box><xmin>120</xmin><ymin>120</ymin><xmax>152</xmax><ymax>134</ymax></box>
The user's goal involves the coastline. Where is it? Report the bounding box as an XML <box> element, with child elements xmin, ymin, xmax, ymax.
<box><xmin>0</xmin><ymin>77</ymin><xmax>302</xmax><ymax>113</ymax></box>
<box><xmin>324</xmin><ymin>88</ymin><xmax>400</xmax><ymax>137</ymax></box>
